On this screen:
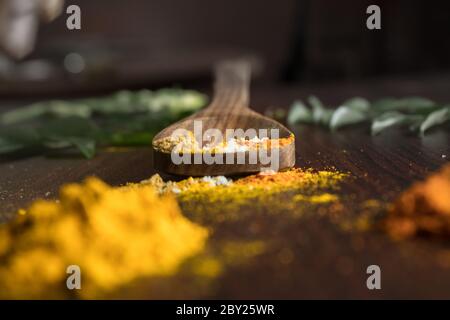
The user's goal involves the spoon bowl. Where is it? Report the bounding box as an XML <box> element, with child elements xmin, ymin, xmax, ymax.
<box><xmin>152</xmin><ymin>60</ymin><xmax>295</xmax><ymax>176</ymax></box>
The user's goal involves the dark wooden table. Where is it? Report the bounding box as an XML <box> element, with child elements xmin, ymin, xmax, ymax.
<box><xmin>1</xmin><ymin>75</ymin><xmax>449</xmax><ymax>299</ymax></box>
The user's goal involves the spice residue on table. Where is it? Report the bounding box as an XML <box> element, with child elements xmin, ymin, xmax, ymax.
<box><xmin>0</xmin><ymin>167</ymin><xmax>349</xmax><ymax>298</ymax></box>
<box><xmin>127</xmin><ymin>168</ymin><xmax>347</xmax><ymax>223</ymax></box>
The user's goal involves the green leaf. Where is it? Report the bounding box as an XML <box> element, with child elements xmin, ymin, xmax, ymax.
<box><xmin>0</xmin><ymin>126</ymin><xmax>40</xmax><ymax>145</ymax></box>
<box><xmin>309</xmin><ymin>96</ymin><xmax>332</xmax><ymax>125</ymax></box>
<box><xmin>37</xmin><ymin>117</ymin><xmax>101</xmax><ymax>140</ymax></box>
<box><xmin>68</xmin><ymin>138</ymin><xmax>96</xmax><ymax>159</ymax></box>
<box><xmin>1</xmin><ymin>101</ymin><xmax>92</xmax><ymax>125</ymax></box>
<box><xmin>330</xmin><ymin>106</ymin><xmax>368</xmax><ymax>130</ymax></box>
<box><xmin>287</xmin><ymin>101</ymin><xmax>312</xmax><ymax>124</ymax></box>
<box><xmin>0</xmin><ymin>104</ymin><xmax>46</xmax><ymax>124</ymax></box>
<box><xmin>342</xmin><ymin>97</ymin><xmax>370</xmax><ymax>112</ymax></box>
<box><xmin>420</xmin><ymin>106</ymin><xmax>450</xmax><ymax>135</ymax></box>
<box><xmin>401</xmin><ymin>97</ymin><xmax>435</xmax><ymax>110</ymax></box>
<box><xmin>149</xmin><ymin>89</ymin><xmax>208</xmax><ymax>115</ymax></box>
<box><xmin>87</xmin><ymin>90</ymin><xmax>146</xmax><ymax>114</ymax></box>
<box><xmin>43</xmin><ymin>140</ymin><xmax>72</xmax><ymax>149</ymax></box>
<box><xmin>0</xmin><ymin>89</ymin><xmax>207</xmax><ymax>125</ymax></box>
<box><xmin>0</xmin><ymin>137</ymin><xmax>24</xmax><ymax>154</ymax></box>
<box><xmin>373</xmin><ymin>97</ymin><xmax>436</xmax><ymax>113</ymax></box>
<box><xmin>37</xmin><ymin>117</ymin><xmax>101</xmax><ymax>158</ymax></box>
<box><xmin>109</xmin><ymin>132</ymin><xmax>154</xmax><ymax>146</ymax></box>
<box><xmin>0</xmin><ymin>89</ymin><xmax>207</xmax><ymax>158</ymax></box>
<box><xmin>408</xmin><ymin>116</ymin><xmax>426</xmax><ymax>132</ymax></box>
<box><xmin>371</xmin><ymin>112</ymin><xmax>407</xmax><ymax>135</ymax></box>
<box><xmin>0</xmin><ymin>126</ymin><xmax>42</xmax><ymax>155</ymax></box>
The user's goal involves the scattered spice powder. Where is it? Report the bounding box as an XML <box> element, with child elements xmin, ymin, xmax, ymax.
<box><xmin>0</xmin><ymin>167</ymin><xmax>347</xmax><ymax>299</ymax></box>
<box><xmin>383</xmin><ymin>163</ymin><xmax>450</xmax><ymax>240</ymax></box>
<box><xmin>135</xmin><ymin>168</ymin><xmax>346</xmax><ymax>196</ymax></box>
<box><xmin>0</xmin><ymin>178</ymin><xmax>208</xmax><ymax>299</ymax></box>
<box><xmin>189</xmin><ymin>240</ymin><xmax>267</xmax><ymax>279</ymax></box>
<box><xmin>293</xmin><ymin>193</ymin><xmax>338</xmax><ymax>203</ymax></box>
<box><xmin>128</xmin><ymin>168</ymin><xmax>347</xmax><ymax>223</ymax></box>
<box><xmin>337</xmin><ymin>199</ymin><xmax>384</xmax><ymax>233</ymax></box>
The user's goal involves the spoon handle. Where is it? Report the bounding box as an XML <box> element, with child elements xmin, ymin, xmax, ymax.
<box><xmin>205</xmin><ymin>60</ymin><xmax>251</xmax><ymax>114</ymax></box>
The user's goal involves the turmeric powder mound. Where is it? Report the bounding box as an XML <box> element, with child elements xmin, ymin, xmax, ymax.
<box><xmin>383</xmin><ymin>163</ymin><xmax>450</xmax><ymax>240</ymax></box>
<box><xmin>0</xmin><ymin>178</ymin><xmax>208</xmax><ymax>299</ymax></box>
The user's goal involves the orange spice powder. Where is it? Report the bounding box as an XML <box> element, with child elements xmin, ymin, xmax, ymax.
<box><xmin>383</xmin><ymin>163</ymin><xmax>450</xmax><ymax>240</ymax></box>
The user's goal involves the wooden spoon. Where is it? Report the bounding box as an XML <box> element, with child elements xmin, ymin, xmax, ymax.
<box><xmin>152</xmin><ymin>60</ymin><xmax>295</xmax><ymax>176</ymax></box>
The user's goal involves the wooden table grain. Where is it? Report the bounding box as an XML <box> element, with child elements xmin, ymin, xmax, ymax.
<box><xmin>0</xmin><ymin>75</ymin><xmax>449</xmax><ymax>299</ymax></box>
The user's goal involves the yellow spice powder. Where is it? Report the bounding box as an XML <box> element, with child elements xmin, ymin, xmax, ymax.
<box><xmin>153</xmin><ymin>131</ymin><xmax>295</xmax><ymax>154</ymax></box>
<box><xmin>129</xmin><ymin>168</ymin><xmax>347</xmax><ymax>223</ymax></box>
<box><xmin>0</xmin><ymin>178</ymin><xmax>208</xmax><ymax>299</ymax></box>
<box><xmin>0</xmin><ymin>168</ymin><xmax>347</xmax><ymax>299</ymax></box>
<box><xmin>134</xmin><ymin>168</ymin><xmax>346</xmax><ymax>197</ymax></box>
<box><xmin>293</xmin><ymin>193</ymin><xmax>338</xmax><ymax>203</ymax></box>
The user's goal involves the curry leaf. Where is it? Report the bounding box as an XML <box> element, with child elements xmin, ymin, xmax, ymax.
<box><xmin>0</xmin><ymin>126</ymin><xmax>40</xmax><ymax>146</ymax></box>
<box><xmin>0</xmin><ymin>104</ymin><xmax>46</xmax><ymax>124</ymax></box>
<box><xmin>309</xmin><ymin>96</ymin><xmax>333</xmax><ymax>125</ymax></box>
<box><xmin>0</xmin><ymin>89</ymin><xmax>207</xmax><ymax>159</ymax></box>
<box><xmin>342</xmin><ymin>97</ymin><xmax>370</xmax><ymax>112</ymax></box>
<box><xmin>68</xmin><ymin>138</ymin><xmax>96</xmax><ymax>159</ymax></box>
<box><xmin>371</xmin><ymin>113</ymin><xmax>425</xmax><ymax>135</ymax></box>
<box><xmin>288</xmin><ymin>95</ymin><xmax>447</xmax><ymax>137</ymax></box>
<box><xmin>371</xmin><ymin>112</ymin><xmax>407</xmax><ymax>135</ymax></box>
<box><xmin>43</xmin><ymin>140</ymin><xmax>72</xmax><ymax>149</ymax></box>
<box><xmin>330</xmin><ymin>106</ymin><xmax>368</xmax><ymax>131</ymax></box>
<box><xmin>373</xmin><ymin>97</ymin><xmax>435</xmax><ymax>113</ymax></box>
<box><xmin>37</xmin><ymin>117</ymin><xmax>101</xmax><ymax>140</ymax></box>
<box><xmin>1</xmin><ymin>101</ymin><xmax>92</xmax><ymax>125</ymax></box>
<box><xmin>409</xmin><ymin>116</ymin><xmax>426</xmax><ymax>132</ymax></box>
<box><xmin>0</xmin><ymin>89</ymin><xmax>207</xmax><ymax>125</ymax></box>
<box><xmin>109</xmin><ymin>132</ymin><xmax>154</xmax><ymax>146</ymax></box>
<box><xmin>0</xmin><ymin>137</ymin><xmax>24</xmax><ymax>154</ymax></box>
<box><xmin>420</xmin><ymin>106</ymin><xmax>450</xmax><ymax>135</ymax></box>
<box><xmin>287</xmin><ymin>100</ymin><xmax>312</xmax><ymax>124</ymax></box>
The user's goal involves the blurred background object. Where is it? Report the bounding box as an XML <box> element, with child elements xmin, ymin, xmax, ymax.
<box><xmin>0</xmin><ymin>0</ymin><xmax>449</xmax><ymax>98</ymax></box>
<box><xmin>0</xmin><ymin>0</ymin><xmax>64</xmax><ymax>59</ymax></box>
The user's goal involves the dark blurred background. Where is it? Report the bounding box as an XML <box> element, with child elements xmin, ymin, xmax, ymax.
<box><xmin>1</xmin><ymin>0</ymin><xmax>450</xmax><ymax>98</ymax></box>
